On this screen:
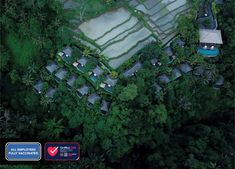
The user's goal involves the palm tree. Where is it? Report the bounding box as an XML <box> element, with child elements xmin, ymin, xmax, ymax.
<box><xmin>88</xmin><ymin>153</ymin><xmax>105</xmax><ymax>168</ymax></box>
<box><xmin>83</xmin><ymin>47</ymin><xmax>93</xmax><ymax>58</ymax></box>
<box><xmin>22</xmin><ymin>73</ymin><xmax>34</xmax><ymax>86</ymax></box>
<box><xmin>40</xmin><ymin>118</ymin><xmax>65</xmax><ymax>139</ymax></box>
<box><xmin>40</xmin><ymin>96</ymin><xmax>50</xmax><ymax>108</ymax></box>
<box><xmin>27</xmin><ymin>63</ymin><xmax>37</xmax><ymax>74</ymax></box>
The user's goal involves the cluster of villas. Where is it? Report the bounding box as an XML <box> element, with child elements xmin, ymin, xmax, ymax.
<box><xmin>33</xmin><ymin>46</ymin><xmax>119</xmax><ymax>114</ymax></box>
<box><xmin>197</xmin><ymin>0</ymin><xmax>223</xmax><ymax>57</ymax></box>
<box><xmin>33</xmin><ymin>35</ymin><xmax>225</xmax><ymax>113</ymax></box>
<box><xmin>121</xmin><ymin>37</ymin><xmax>224</xmax><ymax>92</ymax></box>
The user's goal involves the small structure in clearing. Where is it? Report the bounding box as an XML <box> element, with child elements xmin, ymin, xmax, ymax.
<box><xmin>123</xmin><ymin>62</ymin><xmax>142</xmax><ymax>77</ymax></box>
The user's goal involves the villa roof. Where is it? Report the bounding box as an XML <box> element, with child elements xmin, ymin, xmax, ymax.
<box><xmin>45</xmin><ymin>88</ymin><xmax>56</xmax><ymax>98</ymax></box>
<box><xmin>158</xmin><ymin>74</ymin><xmax>171</xmax><ymax>84</ymax></box>
<box><xmin>63</xmin><ymin>46</ymin><xmax>73</xmax><ymax>57</ymax></box>
<box><xmin>77</xmin><ymin>85</ymin><xmax>89</xmax><ymax>96</ymax></box>
<box><xmin>123</xmin><ymin>62</ymin><xmax>142</xmax><ymax>77</ymax></box>
<box><xmin>88</xmin><ymin>93</ymin><xmax>100</xmax><ymax>105</ymax></box>
<box><xmin>151</xmin><ymin>58</ymin><xmax>161</xmax><ymax>66</ymax></box>
<box><xmin>199</xmin><ymin>29</ymin><xmax>223</xmax><ymax>44</ymax></box>
<box><xmin>164</xmin><ymin>47</ymin><xmax>173</xmax><ymax>56</ymax></box>
<box><xmin>153</xmin><ymin>83</ymin><xmax>162</xmax><ymax>93</ymax></box>
<box><xmin>151</xmin><ymin>58</ymin><xmax>158</xmax><ymax>65</ymax></box>
<box><xmin>46</xmin><ymin>61</ymin><xmax>58</xmax><ymax>73</ymax></box>
<box><xmin>215</xmin><ymin>75</ymin><xmax>224</xmax><ymax>86</ymax></box>
<box><xmin>174</xmin><ymin>38</ymin><xmax>185</xmax><ymax>46</ymax></box>
<box><xmin>179</xmin><ymin>62</ymin><xmax>192</xmax><ymax>73</ymax></box>
<box><xmin>55</xmin><ymin>68</ymin><xmax>68</xmax><ymax>80</ymax></box>
<box><xmin>67</xmin><ymin>75</ymin><xmax>77</xmax><ymax>87</ymax></box>
<box><xmin>104</xmin><ymin>76</ymin><xmax>118</xmax><ymax>87</ymax></box>
<box><xmin>193</xmin><ymin>66</ymin><xmax>205</xmax><ymax>76</ymax></box>
<box><xmin>34</xmin><ymin>80</ymin><xmax>43</xmax><ymax>93</ymax></box>
<box><xmin>216</xmin><ymin>0</ymin><xmax>224</xmax><ymax>5</ymax></box>
<box><xmin>77</xmin><ymin>57</ymin><xmax>87</xmax><ymax>66</ymax></box>
<box><xmin>92</xmin><ymin>66</ymin><xmax>104</xmax><ymax>77</ymax></box>
<box><xmin>101</xmin><ymin>100</ymin><xmax>109</xmax><ymax>113</ymax></box>
<box><xmin>172</xmin><ymin>68</ymin><xmax>182</xmax><ymax>79</ymax></box>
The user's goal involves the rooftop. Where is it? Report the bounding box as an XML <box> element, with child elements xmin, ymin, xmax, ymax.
<box><xmin>123</xmin><ymin>62</ymin><xmax>142</xmax><ymax>77</ymax></box>
<box><xmin>199</xmin><ymin>29</ymin><xmax>223</xmax><ymax>44</ymax></box>
<box><xmin>215</xmin><ymin>75</ymin><xmax>224</xmax><ymax>86</ymax></box>
<box><xmin>104</xmin><ymin>76</ymin><xmax>118</xmax><ymax>87</ymax></box>
<box><xmin>174</xmin><ymin>38</ymin><xmax>185</xmax><ymax>46</ymax></box>
<box><xmin>88</xmin><ymin>93</ymin><xmax>100</xmax><ymax>105</ymax></box>
<box><xmin>158</xmin><ymin>74</ymin><xmax>171</xmax><ymax>84</ymax></box>
<box><xmin>164</xmin><ymin>47</ymin><xmax>173</xmax><ymax>56</ymax></box>
<box><xmin>153</xmin><ymin>83</ymin><xmax>162</xmax><ymax>93</ymax></box>
<box><xmin>34</xmin><ymin>80</ymin><xmax>43</xmax><ymax>93</ymax></box>
<box><xmin>67</xmin><ymin>75</ymin><xmax>77</xmax><ymax>87</ymax></box>
<box><xmin>45</xmin><ymin>88</ymin><xmax>56</xmax><ymax>98</ymax></box>
<box><xmin>62</xmin><ymin>46</ymin><xmax>73</xmax><ymax>57</ymax></box>
<box><xmin>172</xmin><ymin>68</ymin><xmax>182</xmax><ymax>79</ymax></box>
<box><xmin>46</xmin><ymin>61</ymin><xmax>58</xmax><ymax>74</ymax></box>
<box><xmin>216</xmin><ymin>0</ymin><xmax>224</xmax><ymax>4</ymax></box>
<box><xmin>55</xmin><ymin>68</ymin><xmax>68</xmax><ymax>80</ymax></box>
<box><xmin>179</xmin><ymin>62</ymin><xmax>193</xmax><ymax>73</ymax></box>
<box><xmin>92</xmin><ymin>66</ymin><xmax>104</xmax><ymax>77</ymax></box>
<box><xmin>101</xmin><ymin>100</ymin><xmax>109</xmax><ymax>113</ymax></box>
<box><xmin>151</xmin><ymin>58</ymin><xmax>161</xmax><ymax>66</ymax></box>
<box><xmin>77</xmin><ymin>85</ymin><xmax>89</xmax><ymax>96</ymax></box>
<box><xmin>77</xmin><ymin>57</ymin><xmax>88</xmax><ymax>66</ymax></box>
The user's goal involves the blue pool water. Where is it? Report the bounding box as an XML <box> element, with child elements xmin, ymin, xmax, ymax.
<box><xmin>90</xmin><ymin>75</ymin><xmax>98</xmax><ymax>82</ymax></box>
<box><xmin>77</xmin><ymin>65</ymin><xmax>86</xmax><ymax>73</ymax></box>
<box><xmin>104</xmin><ymin>86</ymin><xmax>113</xmax><ymax>94</ymax></box>
<box><xmin>198</xmin><ymin>48</ymin><xmax>220</xmax><ymax>57</ymax></box>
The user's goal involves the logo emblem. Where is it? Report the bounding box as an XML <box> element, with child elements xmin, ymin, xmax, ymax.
<box><xmin>47</xmin><ymin>147</ymin><xmax>58</xmax><ymax>157</ymax></box>
<box><xmin>44</xmin><ymin>142</ymin><xmax>80</xmax><ymax>161</ymax></box>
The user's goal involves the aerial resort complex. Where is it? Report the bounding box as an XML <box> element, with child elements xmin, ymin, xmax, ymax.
<box><xmin>1</xmin><ymin>0</ymin><xmax>234</xmax><ymax>168</ymax></box>
<box><xmin>32</xmin><ymin>0</ymin><xmax>225</xmax><ymax>113</ymax></box>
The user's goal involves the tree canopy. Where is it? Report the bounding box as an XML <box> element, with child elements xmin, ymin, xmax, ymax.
<box><xmin>0</xmin><ymin>0</ymin><xmax>234</xmax><ymax>169</ymax></box>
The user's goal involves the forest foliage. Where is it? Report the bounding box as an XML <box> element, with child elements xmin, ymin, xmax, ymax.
<box><xmin>0</xmin><ymin>0</ymin><xmax>234</xmax><ymax>169</ymax></box>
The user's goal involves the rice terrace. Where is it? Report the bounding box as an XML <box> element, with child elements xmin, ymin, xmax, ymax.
<box><xmin>73</xmin><ymin>0</ymin><xmax>190</xmax><ymax>69</ymax></box>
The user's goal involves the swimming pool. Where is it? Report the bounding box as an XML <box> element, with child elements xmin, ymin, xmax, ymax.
<box><xmin>198</xmin><ymin>48</ymin><xmax>220</xmax><ymax>57</ymax></box>
<box><xmin>104</xmin><ymin>86</ymin><xmax>113</xmax><ymax>94</ymax></box>
<box><xmin>90</xmin><ymin>75</ymin><xmax>98</xmax><ymax>83</ymax></box>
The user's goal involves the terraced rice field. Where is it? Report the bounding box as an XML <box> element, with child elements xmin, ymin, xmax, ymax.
<box><xmin>129</xmin><ymin>0</ymin><xmax>191</xmax><ymax>44</ymax></box>
<box><xmin>79</xmin><ymin>8</ymin><xmax>131</xmax><ymax>40</ymax></box>
<box><xmin>108</xmin><ymin>36</ymin><xmax>155</xmax><ymax>68</ymax></box>
<box><xmin>78</xmin><ymin>7</ymin><xmax>156</xmax><ymax>69</ymax></box>
<box><xmin>76</xmin><ymin>1</ymin><xmax>191</xmax><ymax>69</ymax></box>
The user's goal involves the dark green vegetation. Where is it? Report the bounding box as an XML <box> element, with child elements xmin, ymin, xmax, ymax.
<box><xmin>0</xmin><ymin>0</ymin><xmax>234</xmax><ymax>169</ymax></box>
